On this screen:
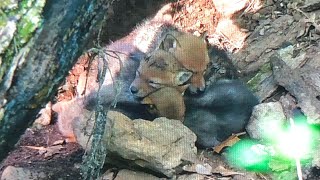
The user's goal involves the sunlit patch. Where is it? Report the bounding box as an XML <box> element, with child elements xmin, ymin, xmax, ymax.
<box><xmin>276</xmin><ymin>124</ymin><xmax>312</xmax><ymax>159</ymax></box>
<box><xmin>262</xmin><ymin>118</ymin><xmax>284</xmax><ymax>142</ymax></box>
<box><xmin>215</xmin><ymin>18</ymin><xmax>247</xmax><ymax>50</ymax></box>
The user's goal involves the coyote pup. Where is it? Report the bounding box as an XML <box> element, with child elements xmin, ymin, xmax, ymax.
<box><xmin>141</xmin><ymin>85</ymin><xmax>188</xmax><ymax>121</ymax></box>
<box><xmin>141</xmin><ymin>79</ymin><xmax>258</xmax><ymax>148</ymax></box>
<box><xmin>130</xmin><ymin>31</ymin><xmax>210</xmax><ymax>98</ymax></box>
<box><xmin>53</xmin><ymin>4</ymin><xmax>178</xmax><ymax>142</ymax></box>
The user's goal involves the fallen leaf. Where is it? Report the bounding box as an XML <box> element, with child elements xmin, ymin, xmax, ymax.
<box><xmin>22</xmin><ymin>146</ymin><xmax>46</xmax><ymax>151</ymax></box>
<box><xmin>212</xmin><ymin>165</ymin><xmax>244</xmax><ymax>176</ymax></box>
<box><xmin>22</xmin><ymin>145</ymin><xmax>64</xmax><ymax>158</ymax></box>
<box><xmin>52</xmin><ymin>139</ymin><xmax>65</xmax><ymax>146</ymax></box>
<box><xmin>213</xmin><ymin>132</ymin><xmax>245</xmax><ymax>153</ymax></box>
<box><xmin>44</xmin><ymin>145</ymin><xmax>64</xmax><ymax>158</ymax></box>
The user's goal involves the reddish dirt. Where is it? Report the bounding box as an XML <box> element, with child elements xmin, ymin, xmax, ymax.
<box><xmin>0</xmin><ymin>124</ymin><xmax>83</xmax><ymax>179</ymax></box>
<box><xmin>172</xmin><ymin>0</ymin><xmax>218</xmax><ymax>34</ymax></box>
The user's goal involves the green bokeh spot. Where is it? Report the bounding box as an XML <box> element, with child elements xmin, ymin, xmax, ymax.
<box><xmin>226</xmin><ymin>139</ymin><xmax>271</xmax><ymax>172</ymax></box>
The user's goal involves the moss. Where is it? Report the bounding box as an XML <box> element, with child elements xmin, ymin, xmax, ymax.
<box><xmin>0</xmin><ymin>0</ymin><xmax>45</xmax><ymax>81</ymax></box>
<box><xmin>247</xmin><ymin>63</ymin><xmax>272</xmax><ymax>92</ymax></box>
<box><xmin>0</xmin><ymin>0</ymin><xmax>17</xmax><ymax>10</ymax></box>
<box><xmin>0</xmin><ymin>13</ymin><xmax>7</xmax><ymax>27</ymax></box>
<box><xmin>16</xmin><ymin>0</ymin><xmax>45</xmax><ymax>44</ymax></box>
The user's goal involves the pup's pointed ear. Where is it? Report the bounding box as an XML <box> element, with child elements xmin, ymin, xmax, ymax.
<box><xmin>175</xmin><ymin>70</ymin><xmax>193</xmax><ymax>85</ymax></box>
<box><xmin>200</xmin><ymin>31</ymin><xmax>208</xmax><ymax>40</ymax></box>
<box><xmin>200</xmin><ymin>31</ymin><xmax>209</xmax><ymax>47</ymax></box>
<box><xmin>159</xmin><ymin>33</ymin><xmax>178</xmax><ymax>52</ymax></box>
<box><xmin>177</xmin><ymin>84</ymin><xmax>190</xmax><ymax>94</ymax></box>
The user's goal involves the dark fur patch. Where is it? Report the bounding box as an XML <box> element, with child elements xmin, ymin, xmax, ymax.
<box><xmin>149</xmin><ymin>58</ymin><xmax>168</xmax><ymax>70</ymax></box>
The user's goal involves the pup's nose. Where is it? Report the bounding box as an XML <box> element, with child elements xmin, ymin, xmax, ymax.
<box><xmin>130</xmin><ymin>86</ymin><xmax>138</xmax><ymax>94</ymax></box>
<box><xmin>197</xmin><ymin>86</ymin><xmax>206</xmax><ymax>94</ymax></box>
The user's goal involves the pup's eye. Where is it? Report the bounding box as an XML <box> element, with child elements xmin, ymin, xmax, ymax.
<box><xmin>144</xmin><ymin>56</ymin><xmax>151</xmax><ymax>61</ymax></box>
<box><xmin>148</xmin><ymin>80</ymin><xmax>161</xmax><ymax>88</ymax></box>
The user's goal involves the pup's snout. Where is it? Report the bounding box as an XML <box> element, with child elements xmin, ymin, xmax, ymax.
<box><xmin>188</xmin><ymin>85</ymin><xmax>206</xmax><ymax>95</ymax></box>
<box><xmin>198</xmin><ymin>86</ymin><xmax>206</xmax><ymax>94</ymax></box>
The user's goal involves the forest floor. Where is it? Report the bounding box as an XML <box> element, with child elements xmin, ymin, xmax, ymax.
<box><xmin>1</xmin><ymin>0</ymin><xmax>320</xmax><ymax>179</ymax></box>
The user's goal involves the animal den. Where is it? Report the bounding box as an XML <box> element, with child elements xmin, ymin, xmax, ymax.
<box><xmin>1</xmin><ymin>0</ymin><xmax>320</xmax><ymax>180</ymax></box>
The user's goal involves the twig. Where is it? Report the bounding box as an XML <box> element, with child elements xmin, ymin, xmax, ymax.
<box><xmin>289</xmin><ymin>118</ymin><xmax>303</xmax><ymax>180</ymax></box>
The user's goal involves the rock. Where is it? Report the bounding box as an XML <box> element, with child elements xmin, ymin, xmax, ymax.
<box><xmin>246</xmin><ymin>63</ymin><xmax>277</xmax><ymax>101</ymax></box>
<box><xmin>301</xmin><ymin>0</ymin><xmax>320</xmax><ymax>12</ymax></box>
<box><xmin>100</xmin><ymin>170</ymin><xmax>114</xmax><ymax>180</ymax></box>
<box><xmin>279</xmin><ymin>94</ymin><xmax>297</xmax><ymax>117</ymax></box>
<box><xmin>231</xmin><ymin>15</ymin><xmax>302</xmax><ymax>74</ymax></box>
<box><xmin>112</xmin><ymin>169</ymin><xmax>163</xmax><ymax>180</ymax></box>
<box><xmin>277</xmin><ymin>45</ymin><xmax>306</xmax><ymax>69</ymax></box>
<box><xmin>311</xmin><ymin>137</ymin><xmax>320</xmax><ymax>168</ymax></box>
<box><xmin>246</xmin><ymin>102</ymin><xmax>286</xmax><ymax>141</ymax></box>
<box><xmin>74</xmin><ymin>111</ymin><xmax>197</xmax><ymax>178</ymax></box>
<box><xmin>1</xmin><ymin>166</ymin><xmax>47</xmax><ymax>180</ymax></box>
<box><xmin>34</xmin><ymin>102</ymin><xmax>52</xmax><ymax>127</ymax></box>
<box><xmin>177</xmin><ymin>174</ymin><xmax>206</xmax><ymax>180</ymax></box>
<box><xmin>312</xmin><ymin>146</ymin><xmax>320</xmax><ymax>168</ymax></box>
<box><xmin>271</xmin><ymin>52</ymin><xmax>320</xmax><ymax>124</ymax></box>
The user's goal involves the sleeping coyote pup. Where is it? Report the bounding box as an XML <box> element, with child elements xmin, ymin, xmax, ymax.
<box><xmin>130</xmin><ymin>31</ymin><xmax>210</xmax><ymax>98</ymax></box>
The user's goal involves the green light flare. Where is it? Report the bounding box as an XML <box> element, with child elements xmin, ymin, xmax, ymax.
<box><xmin>225</xmin><ymin>123</ymin><xmax>314</xmax><ymax>173</ymax></box>
<box><xmin>226</xmin><ymin>139</ymin><xmax>272</xmax><ymax>172</ymax></box>
<box><xmin>276</xmin><ymin>124</ymin><xmax>312</xmax><ymax>159</ymax></box>
<box><xmin>261</xmin><ymin>118</ymin><xmax>284</xmax><ymax>142</ymax></box>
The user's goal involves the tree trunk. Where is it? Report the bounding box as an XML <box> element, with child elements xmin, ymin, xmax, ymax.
<box><xmin>0</xmin><ymin>0</ymin><xmax>110</xmax><ymax>162</ymax></box>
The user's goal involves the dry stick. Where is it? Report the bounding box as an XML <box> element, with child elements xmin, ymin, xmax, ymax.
<box><xmin>107</xmin><ymin>49</ymin><xmax>124</xmax><ymax>107</ymax></box>
<box><xmin>81</xmin><ymin>52</ymin><xmax>95</xmax><ymax>96</ymax></box>
<box><xmin>289</xmin><ymin>117</ymin><xmax>303</xmax><ymax>180</ymax></box>
<box><xmin>240</xmin><ymin>0</ymin><xmax>262</xmax><ymax>17</ymax></box>
<box><xmin>80</xmin><ymin>2</ymin><xmax>122</xmax><ymax>178</ymax></box>
<box><xmin>81</xmin><ymin>51</ymin><xmax>108</xmax><ymax>180</ymax></box>
<box><xmin>82</xmin><ymin>48</ymin><xmax>120</xmax><ymax>180</ymax></box>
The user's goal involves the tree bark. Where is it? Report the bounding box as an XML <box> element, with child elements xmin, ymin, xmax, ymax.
<box><xmin>0</xmin><ymin>0</ymin><xmax>110</xmax><ymax>162</ymax></box>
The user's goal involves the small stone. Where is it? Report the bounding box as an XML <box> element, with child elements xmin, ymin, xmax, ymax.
<box><xmin>1</xmin><ymin>166</ymin><xmax>47</xmax><ymax>180</ymax></box>
<box><xmin>177</xmin><ymin>174</ymin><xmax>206</xmax><ymax>180</ymax></box>
<box><xmin>246</xmin><ymin>102</ymin><xmax>286</xmax><ymax>141</ymax></box>
<box><xmin>252</xmin><ymin>13</ymin><xmax>260</xmax><ymax>20</ymax></box>
<box><xmin>259</xmin><ymin>28</ymin><xmax>265</xmax><ymax>36</ymax></box>
<box><xmin>34</xmin><ymin>102</ymin><xmax>52</xmax><ymax>127</ymax></box>
<box><xmin>112</xmin><ymin>169</ymin><xmax>161</xmax><ymax>180</ymax></box>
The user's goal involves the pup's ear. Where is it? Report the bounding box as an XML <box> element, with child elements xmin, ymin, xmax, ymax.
<box><xmin>175</xmin><ymin>70</ymin><xmax>193</xmax><ymax>85</ymax></box>
<box><xmin>159</xmin><ymin>33</ymin><xmax>179</xmax><ymax>52</ymax></box>
<box><xmin>177</xmin><ymin>84</ymin><xmax>190</xmax><ymax>94</ymax></box>
<box><xmin>200</xmin><ymin>31</ymin><xmax>209</xmax><ymax>47</ymax></box>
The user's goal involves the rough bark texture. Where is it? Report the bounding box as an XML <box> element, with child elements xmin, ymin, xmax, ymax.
<box><xmin>0</xmin><ymin>0</ymin><xmax>110</xmax><ymax>161</ymax></box>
